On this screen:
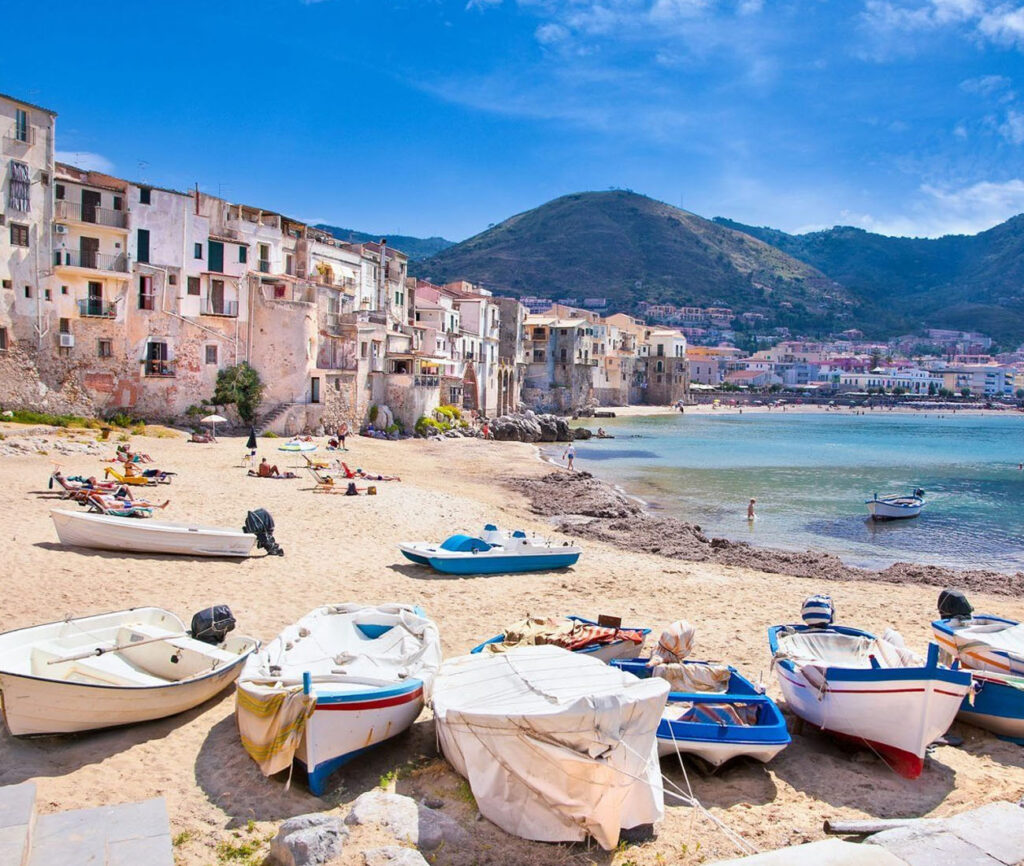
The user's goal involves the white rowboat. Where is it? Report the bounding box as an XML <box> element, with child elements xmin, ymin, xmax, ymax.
<box><xmin>865</xmin><ymin>490</ymin><xmax>925</xmax><ymax>520</ymax></box>
<box><xmin>0</xmin><ymin>607</ymin><xmax>258</xmax><ymax>735</ymax></box>
<box><xmin>50</xmin><ymin>508</ymin><xmax>257</xmax><ymax>557</ymax></box>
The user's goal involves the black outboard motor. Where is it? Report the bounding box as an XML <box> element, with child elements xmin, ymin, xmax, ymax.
<box><xmin>914</xmin><ymin>487</ymin><xmax>925</xmax><ymax>499</ymax></box>
<box><xmin>191</xmin><ymin>605</ymin><xmax>236</xmax><ymax>645</ymax></box>
<box><xmin>938</xmin><ymin>588</ymin><xmax>972</xmax><ymax>620</ymax></box>
<box><xmin>243</xmin><ymin>508</ymin><xmax>284</xmax><ymax>556</ymax></box>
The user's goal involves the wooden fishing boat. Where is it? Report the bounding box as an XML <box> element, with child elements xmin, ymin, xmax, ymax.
<box><xmin>866</xmin><ymin>489</ymin><xmax>925</xmax><ymax>520</ymax></box>
<box><xmin>769</xmin><ymin>622</ymin><xmax>970</xmax><ymax>778</ymax></box>
<box><xmin>0</xmin><ymin>606</ymin><xmax>257</xmax><ymax>735</ymax></box>
<box><xmin>236</xmin><ymin>604</ymin><xmax>442</xmax><ymax>795</ymax></box>
<box><xmin>471</xmin><ymin>615</ymin><xmax>649</xmax><ymax>662</ymax></box>
<box><xmin>613</xmin><ymin>658</ymin><xmax>790</xmax><ymax>767</ymax></box>
<box><xmin>50</xmin><ymin>509</ymin><xmax>257</xmax><ymax>557</ymax></box>
<box><xmin>398</xmin><ymin>525</ymin><xmax>581</xmax><ymax>575</ymax></box>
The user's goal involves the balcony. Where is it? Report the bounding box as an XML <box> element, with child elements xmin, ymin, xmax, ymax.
<box><xmin>54</xmin><ymin>250</ymin><xmax>128</xmax><ymax>273</ymax></box>
<box><xmin>55</xmin><ymin>200</ymin><xmax>127</xmax><ymax>229</ymax></box>
<box><xmin>77</xmin><ymin>299</ymin><xmax>117</xmax><ymax>318</ymax></box>
<box><xmin>258</xmin><ymin>260</ymin><xmax>271</xmax><ymax>273</ymax></box>
<box><xmin>200</xmin><ymin>299</ymin><xmax>239</xmax><ymax>317</ymax></box>
<box><xmin>143</xmin><ymin>359</ymin><xmax>176</xmax><ymax>378</ymax></box>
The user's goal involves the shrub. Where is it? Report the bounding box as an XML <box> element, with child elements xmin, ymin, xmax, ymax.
<box><xmin>386</xmin><ymin>422</ymin><xmax>401</xmax><ymax>434</ymax></box>
<box><xmin>6</xmin><ymin>409</ymin><xmax>99</xmax><ymax>428</ymax></box>
<box><xmin>368</xmin><ymin>405</ymin><xmax>379</xmax><ymax>424</ymax></box>
<box><xmin>261</xmin><ymin>431</ymin><xmax>279</xmax><ymax>438</ymax></box>
<box><xmin>415</xmin><ymin>416</ymin><xmax>445</xmax><ymax>437</ymax></box>
<box><xmin>106</xmin><ymin>411</ymin><xmax>139</xmax><ymax>429</ymax></box>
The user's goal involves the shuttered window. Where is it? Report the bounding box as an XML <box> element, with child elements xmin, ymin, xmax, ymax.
<box><xmin>10</xmin><ymin>223</ymin><xmax>29</xmax><ymax>246</ymax></box>
<box><xmin>14</xmin><ymin>110</ymin><xmax>28</xmax><ymax>142</ymax></box>
<box><xmin>136</xmin><ymin>229</ymin><xmax>150</xmax><ymax>264</ymax></box>
<box><xmin>9</xmin><ymin>162</ymin><xmax>30</xmax><ymax>212</ymax></box>
<box><xmin>208</xmin><ymin>241</ymin><xmax>224</xmax><ymax>273</ymax></box>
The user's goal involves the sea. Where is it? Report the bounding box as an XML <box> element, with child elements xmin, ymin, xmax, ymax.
<box><xmin>554</xmin><ymin>410</ymin><xmax>1024</xmax><ymax>572</ymax></box>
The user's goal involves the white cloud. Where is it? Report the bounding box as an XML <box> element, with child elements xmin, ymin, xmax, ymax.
<box><xmin>861</xmin><ymin>0</ymin><xmax>1024</xmax><ymax>54</ymax></box>
<box><xmin>737</xmin><ymin>0</ymin><xmax>763</xmax><ymax>13</ymax></box>
<box><xmin>959</xmin><ymin>73</ymin><xmax>1013</xmax><ymax>95</ymax></box>
<box><xmin>466</xmin><ymin>0</ymin><xmax>503</xmax><ymax>9</ymax></box>
<box><xmin>535</xmin><ymin>22</ymin><xmax>569</xmax><ymax>44</ymax></box>
<box><xmin>978</xmin><ymin>4</ymin><xmax>1024</xmax><ymax>46</ymax></box>
<box><xmin>999</xmin><ymin>109</ymin><xmax>1024</xmax><ymax>143</ymax></box>
<box><xmin>55</xmin><ymin>151</ymin><xmax>114</xmax><ymax>173</ymax></box>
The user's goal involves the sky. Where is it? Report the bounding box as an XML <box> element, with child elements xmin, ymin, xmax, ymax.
<box><xmin>5</xmin><ymin>0</ymin><xmax>1024</xmax><ymax>241</ymax></box>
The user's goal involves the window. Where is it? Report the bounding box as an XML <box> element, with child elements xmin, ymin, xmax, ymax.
<box><xmin>168</xmin><ymin>274</ymin><xmax>177</xmax><ymax>286</ymax></box>
<box><xmin>55</xmin><ymin>183</ymin><xmax>65</xmax><ymax>200</ymax></box>
<box><xmin>208</xmin><ymin>241</ymin><xmax>224</xmax><ymax>272</ymax></box>
<box><xmin>205</xmin><ymin>345</ymin><xmax>218</xmax><ymax>365</ymax></box>
<box><xmin>360</xmin><ymin>341</ymin><xmax>368</xmax><ymax>359</ymax></box>
<box><xmin>59</xmin><ymin>318</ymin><xmax>70</xmax><ymax>334</ymax></box>
<box><xmin>0</xmin><ymin>328</ymin><xmax>7</xmax><ymax>350</ymax></box>
<box><xmin>139</xmin><ymin>187</ymin><xmax>151</xmax><ymax>204</ymax></box>
<box><xmin>194</xmin><ymin>243</ymin><xmax>202</xmax><ymax>259</ymax></box>
<box><xmin>238</xmin><ymin>245</ymin><xmax>247</xmax><ymax>263</ymax></box>
<box><xmin>10</xmin><ymin>223</ymin><xmax>28</xmax><ymax>246</ymax></box>
<box><xmin>44</xmin><ymin>289</ymin><xmax>51</xmax><ymax>301</ymax></box>
<box><xmin>98</xmin><ymin>339</ymin><xmax>112</xmax><ymax>358</ymax></box>
<box><xmin>113</xmin><ymin>196</ymin><xmax>122</xmax><ymax>211</ymax></box>
<box><xmin>136</xmin><ymin>229</ymin><xmax>150</xmax><ymax>264</ymax></box>
<box><xmin>14</xmin><ymin>109</ymin><xmax>28</xmax><ymax>142</ymax></box>
<box><xmin>187</xmin><ymin>276</ymin><xmax>200</xmax><ymax>295</ymax></box>
<box><xmin>1</xmin><ymin>280</ymin><xmax>10</xmax><ymax>289</ymax></box>
<box><xmin>61</xmin><ymin>285</ymin><xmax>67</xmax><ymax>295</ymax></box>
<box><xmin>23</xmin><ymin>286</ymin><xmax>31</xmax><ymax>299</ymax></box>
<box><xmin>285</xmin><ymin>254</ymin><xmax>294</xmax><ymax>275</ymax></box>
<box><xmin>138</xmin><ymin>275</ymin><xmax>155</xmax><ymax>310</ymax></box>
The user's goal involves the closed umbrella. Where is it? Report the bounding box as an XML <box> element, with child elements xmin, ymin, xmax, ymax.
<box><xmin>201</xmin><ymin>414</ymin><xmax>228</xmax><ymax>438</ymax></box>
<box><xmin>246</xmin><ymin>427</ymin><xmax>257</xmax><ymax>450</ymax></box>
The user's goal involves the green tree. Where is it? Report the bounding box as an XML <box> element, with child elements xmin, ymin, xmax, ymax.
<box><xmin>960</xmin><ymin>387</ymin><xmax>972</xmax><ymax>398</ymax></box>
<box><xmin>1016</xmin><ymin>388</ymin><xmax>1024</xmax><ymax>400</ymax></box>
<box><xmin>211</xmin><ymin>362</ymin><xmax>264</xmax><ymax>424</ymax></box>
<box><xmin>938</xmin><ymin>387</ymin><xmax>954</xmax><ymax>398</ymax></box>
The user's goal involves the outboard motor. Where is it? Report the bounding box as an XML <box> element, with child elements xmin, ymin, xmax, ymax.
<box><xmin>938</xmin><ymin>588</ymin><xmax>972</xmax><ymax>621</ymax></box>
<box><xmin>801</xmin><ymin>594</ymin><xmax>835</xmax><ymax>627</ymax></box>
<box><xmin>913</xmin><ymin>488</ymin><xmax>925</xmax><ymax>499</ymax></box>
<box><xmin>243</xmin><ymin>508</ymin><xmax>284</xmax><ymax>556</ymax></box>
<box><xmin>191</xmin><ymin>605</ymin><xmax>236</xmax><ymax>645</ymax></box>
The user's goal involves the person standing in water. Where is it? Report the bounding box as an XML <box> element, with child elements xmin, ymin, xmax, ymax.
<box><xmin>747</xmin><ymin>498</ymin><xmax>756</xmax><ymax>520</ymax></box>
<box><xmin>563</xmin><ymin>443</ymin><xmax>576</xmax><ymax>471</ymax></box>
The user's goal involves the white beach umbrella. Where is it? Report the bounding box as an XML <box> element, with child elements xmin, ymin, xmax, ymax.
<box><xmin>201</xmin><ymin>414</ymin><xmax>228</xmax><ymax>436</ymax></box>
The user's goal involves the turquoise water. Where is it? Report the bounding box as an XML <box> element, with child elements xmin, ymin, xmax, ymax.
<box><xmin>560</xmin><ymin>412</ymin><xmax>1024</xmax><ymax>571</ymax></box>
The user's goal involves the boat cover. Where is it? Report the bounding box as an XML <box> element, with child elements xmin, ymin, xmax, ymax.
<box><xmin>236</xmin><ymin>604</ymin><xmax>441</xmax><ymax>776</ymax></box>
<box><xmin>946</xmin><ymin>622</ymin><xmax>1024</xmax><ymax>672</ymax></box>
<box><xmin>775</xmin><ymin>630</ymin><xmax>923</xmax><ymax>669</ymax></box>
<box><xmin>652</xmin><ymin>661</ymin><xmax>731</xmax><ymax>693</ymax></box>
<box><xmin>432</xmin><ymin>645</ymin><xmax>668</xmax><ymax>850</ymax></box>
<box><xmin>652</xmin><ymin>620</ymin><xmax>695</xmax><ymax>662</ymax></box>
<box><xmin>484</xmin><ymin>616</ymin><xmax>645</xmax><ymax>654</ymax></box>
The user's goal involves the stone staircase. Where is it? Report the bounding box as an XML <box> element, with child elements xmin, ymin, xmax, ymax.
<box><xmin>256</xmin><ymin>402</ymin><xmax>292</xmax><ymax>434</ymax></box>
<box><xmin>0</xmin><ymin>781</ymin><xmax>173</xmax><ymax>865</ymax></box>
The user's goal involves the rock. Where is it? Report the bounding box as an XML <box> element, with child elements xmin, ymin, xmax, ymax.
<box><xmin>363</xmin><ymin>846</ymin><xmax>429</xmax><ymax>866</ymax></box>
<box><xmin>489</xmin><ymin>412</ymin><xmax>574</xmax><ymax>443</ymax></box>
<box><xmin>421</xmin><ymin>796</ymin><xmax>444</xmax><ymax>810</ymax></box>
<box><xmin>268</xmin><ymin>813</ymin><xmax>348</xmax><ymax>866</ymax></box>
<box><xmin>572</xmin><ymin>427</ymin><xmax>592</xmax><ymax>440</ymax></box>
<box><xmin>345</xmin><ymin>790</ymin><xmax>468</xmax><ymax>851</ymax></box>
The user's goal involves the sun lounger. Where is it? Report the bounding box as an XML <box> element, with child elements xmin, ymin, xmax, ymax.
<box><xmin>48</xmin><ymin>472</ymin><xmax>117</xmax><ymax>500</ymax></box>
<box><xmin>85</xmin><ymin>492</ymin><xmax>154</xmax><ymax>518</ymax></box>
<box><xmin>306</xmin><ymin>467</ymin><xmax>365</xmax><ymax>494</ymax></box>
<box><xmin>104</xmin><ymin>467</ymin><xmax>173</xmax><ymax>486</ymax></box>
<box><xmin>302</xmin><ymin>454</ymin><xmax>331</xmax><ymax>470</ymax></box>
<box><xmin>247</xmin><ymin>470</ymin><xmax>298</xmax><ymax>479</ymax></box>
<box><xmin>340</xmin><ymin>462</ymin><xmax>400</xmax><ymax>482</ymax></box>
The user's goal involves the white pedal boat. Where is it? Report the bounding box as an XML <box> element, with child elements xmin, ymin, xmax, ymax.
<box><xmin>399</xmin><ymin>524</ymin><xmax>581</xmax><ymax>575</ymax></box>
<box><xmin>0</xmin><ymin>607</ymin><xmax>257</xmax><ymax>735</ymax></box>
<box><xmin>236</xmin><ymin>603</ymin><xmax>441</xmax><ymax>795</ymax></box>
<box><xmin>769</xmin><ymin>623</ymin><xmax>970</xmax><ymax>778</ymax></box>
<box><xmin>51</xmin><ymin>509</ymin><xmax>257</xmax><ymax>557</ymax></box>
<box><xmin>432</xmin><ymin>645</ymin><xmax>668</xmax><ymax>850</ymax></box>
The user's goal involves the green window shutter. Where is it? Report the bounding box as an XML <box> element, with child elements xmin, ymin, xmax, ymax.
<box><xmin>137</xmin><ymin>229</ymin><xmax>150</xmax><ymax>264</ymax></box>
<box><xmin>208</xmin><ymin>241</ymin><xmax>224</xmax><ymax>273</ymax></box>
<box><xmin>239</xmin><ymin>245</ymin><xmax>247</xmax><ymax>263</ymax></box>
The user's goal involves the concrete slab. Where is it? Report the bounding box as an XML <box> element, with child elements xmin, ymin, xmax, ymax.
<box><xmin>0</xmin><ymin>782</ymin><xmax>36</xmax><ymax>866</ymax></box>
<box><xmin>866</xmin><ymin>826</ymin><xmax>1000</xmax><ymax>866</ymax></box>
<box><xmin>107</xmin><ymin>835</ymin><xmax>174</xmax><ymax>866</ymax></box>
<box><xmin>713</xmin><ymin>838</ymin><xmax>908</xmax><ymax>864</ymax></box>
<box><xmin>943</xmin><ymin>802</ymin><xmax>1024</xmax><ymax>865</ymax></box>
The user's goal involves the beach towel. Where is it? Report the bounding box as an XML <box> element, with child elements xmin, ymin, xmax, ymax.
<box><xmin>486</xmin><ymin>616</ymin><xmax>645</xmax><ymax>654</ymax></box>
<box><xmin>235</xmin><ymin>683</ymin><xmax>316</xmax><ymax>777</ymax></box>
<box><xmin>664</xmin><ymin>701</ymin><xmax>760</xmax><ymax>727</ymax></box>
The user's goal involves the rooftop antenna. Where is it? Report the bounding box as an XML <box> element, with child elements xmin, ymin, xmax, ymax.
<box><xmin>137</xmin><ymin>160</ymin><xmax>149</xmax><ymax>182</ymax></box>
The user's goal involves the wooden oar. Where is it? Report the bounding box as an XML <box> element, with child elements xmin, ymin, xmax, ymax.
<box><xmin>46</xmin><ymin>632</ymin><xmax>187</xmax><ymax>665</ymax></box>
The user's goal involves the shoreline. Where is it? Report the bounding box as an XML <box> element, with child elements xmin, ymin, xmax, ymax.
<box><xmin>586</xmin><ymin>402</ymin><xmax>1024</xmax><ymax>419</ymax></box>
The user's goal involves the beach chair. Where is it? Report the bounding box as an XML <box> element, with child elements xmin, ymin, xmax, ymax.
<box><xmin>48</xmin><ymin>471</ymin><xmax>117</xmax><ymax>500</ymax></box>
<box><xmin>302</xmin><ymin>453</ymin><xmax>331</xmax><ymax>471</ymax></box>
<box><xmin>306</xmin><ymin>466</ymin><xmax>359</xmax><ymax>494</ymax></box>
<box><xmin>104</xmin><ymin>467</ymin><xmax>173</xmax><ymax>486</ymax></box>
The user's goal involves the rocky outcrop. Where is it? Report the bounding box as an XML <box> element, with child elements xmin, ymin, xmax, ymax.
<box><xmin>345</xmin><ymin>790</ymin><xmax>468</xmax><ymax>852</ymax></box>
<box><xmin>268</xmin><ymin>813</ymin><xmax>348</xmax><ymax>866</ymax></box>
<box><xmin>488</xmin><ymin>411</ymin><xmax>573</xmax><ymax>443</ymax></box>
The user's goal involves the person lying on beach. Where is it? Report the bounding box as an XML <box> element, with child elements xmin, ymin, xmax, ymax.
<box><xmin>91</xmin><ymin>490</ymin><xmax>170</xmax><ymax>510</ymax></box>
<box><xmin>340</xmin><ymin>462</ymin><xmax>400</xmax><ymax>481</ymax></box>
<box><xmin>256</xmin><ymin>458</ymin><xmax>285</xmax><ymax>478</ymax></box>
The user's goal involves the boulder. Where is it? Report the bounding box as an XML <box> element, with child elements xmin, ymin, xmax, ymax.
<box><xmin>363</xmin><ymin>847</ymin><xmax>429</xmax><ymax>866</ymax></box>
<box><xmin>488</xmin><ymin>413</ymin><xmax>573</xmax><ymax>443</ymax></box>
<box><xmin>572</xmin><ymin>427</ymin><xmax>592</xmax><ymax>440</ymax></box>
<box><xmin>345</xmin><ymin>790</ymin><xmax>468</xmax><ymax>852</ymax></box>
<box><xmin>268</xmin><ymin>813</ymin><xmax>348</xmax><ymax>866</ymax></box>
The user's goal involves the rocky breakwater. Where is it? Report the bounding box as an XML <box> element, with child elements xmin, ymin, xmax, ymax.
<box><xmin>488</xmin><ymin>412</ymin><xmax>575</xmax><ymax>443</ymax></box>
<box><xmin>511</xmin><ymin>471</ymin><xmax>1024</xmax><ymax>596</ymax></box>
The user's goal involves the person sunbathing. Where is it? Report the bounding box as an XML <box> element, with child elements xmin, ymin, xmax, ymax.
<box><xmin>340</xmin><ymin>461</ymin><xmax>401</xmax><ymax>482</ymax></box>
<box><xmin>249</xmin><ymin>458</ymin><xmax>297</xmax><ymax>479</ymax></box>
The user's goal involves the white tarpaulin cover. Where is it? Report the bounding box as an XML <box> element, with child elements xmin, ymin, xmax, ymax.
<box><xmin>431</xmin><ymin>645</ymin><xmax>669</xmax><ymax>850</ymax></box>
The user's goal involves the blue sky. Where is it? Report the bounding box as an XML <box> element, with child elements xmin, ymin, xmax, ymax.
<box><xmin>5</xmin><ymin>0</ymin><xmax>1024</xmax><ymax>240</ymax></box>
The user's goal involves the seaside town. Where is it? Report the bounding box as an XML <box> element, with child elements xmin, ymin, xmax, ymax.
<box><xmin>3</xmin><ymin>91</ymin><xmax>1023</xmax><ymax>441</ymax></box>
<box><xmin>4</xmin><ymin>56</ymin><xmax>1024</xmax><ymax>866</ymax></box>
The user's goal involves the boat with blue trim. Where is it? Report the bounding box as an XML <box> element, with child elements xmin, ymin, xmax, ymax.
<box><xmin>471</xmin><ymin>615</ymin><xmax>649</xmax><ymax>662</ymax></box>
<box><xmin>398</xmin><ymin>524</ymin><xmax>581</xmax><ymax>575</ymax></box>
<box><xmin>612</xmin><ymin>658</ymin><xmax>790</xmax><ymax>767</ymax></box>
<box><xmin>769</xmin><ymin>595</ymin><xmax>971</xmax><ymax>779</ymax></box>
<box><xmin>866</xmin><ymin>489</ymin><xmax>925</xmax><ymax>520</ymax></box>
<box><xmin>235</xmin><ymin>603</ymin><xmax>441</xmax><ymax>795</ymax></box>
<box><xmin>932</xmin><ymin>589</ymin><xmax>1024</xmax><ymax>743</ymax></box>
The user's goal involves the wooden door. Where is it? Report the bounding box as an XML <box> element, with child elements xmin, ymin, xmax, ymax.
<box><xmin>80</xmin><ymin>237</ymin><xmax>99</xmax><ymax>269</ymax></box>
<box><xmin>81</xmin><ymin>190</ymin><xmax>101</xmax><ymax>223</ymax></box>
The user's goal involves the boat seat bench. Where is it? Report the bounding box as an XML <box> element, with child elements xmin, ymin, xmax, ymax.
<box><xmin>30</xmin><ymin>643</ymin><xmax>168</xmax><ymax>687</ymax></box>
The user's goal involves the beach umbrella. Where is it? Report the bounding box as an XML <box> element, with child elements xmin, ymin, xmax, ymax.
<box><xmin>246</xmin><ymin>426</ymin><xmax>257</xmax><ymax>450</ymax></box>
<box><xmin>201</xmin><ymin>414</ymin><xmax>228</xmax><ymax>437</ymax></box>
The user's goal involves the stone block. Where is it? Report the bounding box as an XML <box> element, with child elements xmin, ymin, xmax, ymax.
<box><xmin>345</xmin><ymin>790</ymin><xmax>468</xmax><ymax>852</ymax></box>
<box><xmin>363</xmin><ymin>846</ymin><xmax>430</xmax><ymax>866</ymax></box>
<box><xmin>269</xmin><ymin>812</ymin><xmax>348</xmax><ymax>866</ymax></box>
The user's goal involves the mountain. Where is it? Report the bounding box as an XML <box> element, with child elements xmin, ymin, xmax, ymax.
<box><xmin>415</xmin><ymin>191</ymin><xmax>859</xmax><ymax>334</ymax></box>
<box><xmin>315</xmin><ymin>225</ymin><xmax>454</xmax><ymax>261</ymax></box>
<box><xmin>714</xmin><ymin>216</ymin><xmax>1024</xmax><ymax>344</ymax></box>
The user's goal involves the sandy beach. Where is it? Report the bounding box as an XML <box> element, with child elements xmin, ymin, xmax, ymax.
<box><xmin>2</xmin><ymin>421</ymin><xmax>1024</xmax><ymax>865</ymax></box>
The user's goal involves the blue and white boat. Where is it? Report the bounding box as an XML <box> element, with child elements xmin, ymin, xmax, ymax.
<box><xmin>236</xmin><ymin>604</ymin><xmax>442</xmax><ymax>795</ymax></box>
<box><xmin>933</xmin><ymin>594</ymin><xmax>1024</xmax><ymax>743</ymax></box>
<box><xmin>471</xmin><ymin>615</ymin><xmax>650</xmax><ymax>662</ymax></box>
<box><xmin>612</xmin><ymin>658</ymin><xmax>790</xmax><ymax>767</ymax></box>
<box><xmin>398</xmin><ymin>524</ymin><xmax>581</xmax><ymax>575</ymax></box>
<box><xmin>866</xmin><ymin>489</ymin><xmax>925</xmax><ymax>520</ymax></box>
<box><xmin>769</xmin><ymin>605</ymin><xmax>971</xmax><ymax>779</ymax></box>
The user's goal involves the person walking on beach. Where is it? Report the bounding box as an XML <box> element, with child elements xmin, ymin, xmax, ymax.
<box><xmin>563</xmin><ymin>443</ymin><xmax>576</xmax><ymax>472</ymax></box>
<box><xmin>337</xmin><ymin>421</ymin><xmax>349</xmax><ymax>451</ymax></box>
<box><xmin>747</xmin><ymin>498</ymin><xmax>756</xmax><ymax>520</ymax></box>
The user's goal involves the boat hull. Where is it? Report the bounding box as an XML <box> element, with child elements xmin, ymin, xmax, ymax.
<box><xmin>866</xmin><ymin>499</ymin><xmax>924</xmax><ymax>520</ymax></box>
<box><xmin>298</xmin><ymin>680</ymin><xmax>426</xmax><ymax>795</ymax></box>
<box><xmin>51</xmin><ymin>509</ymin><xmax>256</xmax><ymax>557</ymax></box>
<box><xmin>655</xmin><ymin>736</ymin><xmax>787</xmax><ymax>765</ymax></box>
<box><xmin>427</xmin><ymin>552</ymin><xmax>579</xmax><ymax>574</ymax></box>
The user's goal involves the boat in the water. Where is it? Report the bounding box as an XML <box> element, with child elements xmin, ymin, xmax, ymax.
<box><xmin>235</xmin><ymin>603</ymin><xmax>442</xmax><ymax>795</ymax></box>
<box><xmin>932</xmin><ymin>589</ymin><xmax>1024</xmax><ymax>743</ymax></box>
<box><xmin>398</xmin><ymin>524</ymin><xmax>581</xmax><ymax>575</ymax></box>
<box><xmin>432</xmin><ymin>645</ymin><xmax>668</xmax><ymax>850</ymax></box>
<box><xmin>50</xmin><ymin>507</ymin><xmax>282</xmax><ymax>557</ymax></box>
<box><xmin>0</xmin><ymin>606</ymin><xmax>256</xmax><ymax>735</ymax></box>
<box><xmin>769</xmin><ymin>595</ymin><xmax>971</xmax><ymax>778</ymax></box>
<box><xmin>866</xmin><ymin>489</ymin><xmax>925</xmax><ymax>520</ymax></box>
<box><xmin>471</xmin><ymin>614</ymin><xmax>649</xmax><ymax>662</ymax></box>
